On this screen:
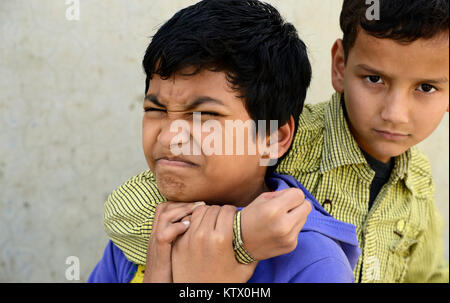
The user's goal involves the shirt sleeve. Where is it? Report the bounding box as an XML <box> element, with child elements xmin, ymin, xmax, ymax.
<box><xmin>289</xmin><ymin>257</ymin><xmax>355</xmax><ymax>283</ymax></box>
<box><xmin>103</xmin><ymin>171</ymin><xmax>165</xmax><ymax>265</ymax></box>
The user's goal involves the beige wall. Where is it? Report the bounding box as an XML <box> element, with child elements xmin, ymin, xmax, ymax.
<box><xmin>0</xmin><ymin>0</ymin><xmax>447</xmax><ymax>282</ymax></box>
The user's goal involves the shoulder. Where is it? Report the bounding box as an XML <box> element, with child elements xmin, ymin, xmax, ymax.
<box><xmin>279</xmin><ymin>101</ymin><xmax>329</xmax><ymax>174</ymax></box>
<box><xmin>406</xmin><ymin>147</ymin><xmax>434</xmax><ymax>198</ymax></box>
<box><xmin>296</xmin><ymin>230</ymin><xmax>352</xmax><ymax>265</ymax></box>
<box><xmin>298</xmin><ymin>102</ymin><xmax>327</xmax><ymax>131</ymax></box>
<box><xmin>409</xmin><ymin>147</ymin><xmax>433</xmax><ymax>179</ymax></box>
<box><xmin>295</xmin><ymin>101</ymin><xmax>328</xmax><ymax>148</ymax></box>
<box><xmin>284</xmin><ymin>231</ymin><xmax>355</xmax><ymax>282</ymax></box>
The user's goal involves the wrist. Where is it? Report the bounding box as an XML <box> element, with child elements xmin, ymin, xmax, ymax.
<box><xmin>232</xmin><ymin>210</ymin><xmax>257</xmax><ymax>264</ymax></box>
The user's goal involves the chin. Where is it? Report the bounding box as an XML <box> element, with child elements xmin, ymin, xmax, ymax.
<box><xmin>373</xmin><ymin>144</ymin><xmax>409</xmax><ymax>161</ymax></box>
<box><xmin>156</xmin><ymin>175</ymin><xmax>187</xmax><ymax>200</ymax></box>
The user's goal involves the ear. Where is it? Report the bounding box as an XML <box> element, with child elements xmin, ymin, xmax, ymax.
<box><xmin>264</xmin><ymin>115</ymin><xmax>296</xmax><ymax>160</ymax></box>
<box><xmin>331</xmin><ymin>39</ymin><xmax>346</xmax><ymax>94</ymax></box>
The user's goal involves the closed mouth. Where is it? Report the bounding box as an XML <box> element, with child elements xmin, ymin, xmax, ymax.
<box><xmin>374</xmin><ymin>129</ymin><xmax>410</xmax><ymax>140</ymax></box>
<box><xmin>155</xmin><ymin>156</ymin><xmax>198</xmax><ymax>167</ymax></box>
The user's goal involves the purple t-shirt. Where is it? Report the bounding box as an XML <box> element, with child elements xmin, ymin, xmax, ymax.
<box><xmin>89</xmin><ymin>173</ymin><xmax>360</xmax><ymax>283</ymax></box>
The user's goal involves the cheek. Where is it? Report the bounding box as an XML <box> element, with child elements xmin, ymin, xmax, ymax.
<box><xmin>142</xmin><ymin>121</ymin><xmax>159</xmax><ymax>163</ymax></box>
<box><xmin>203</xmin><ymin>154</ymin><xmax>260</xmax><ymax>180</ymax></box>
<box><xmin>410</xmin><ymin>104</ymin><xmax>447</xmax><ymax>140</ymax></box>
<box><xmin>345</xmin><ymin>79</ymin><xmax>380</xmax><ymax>126</ymax></box>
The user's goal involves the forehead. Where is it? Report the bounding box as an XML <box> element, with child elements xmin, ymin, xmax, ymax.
<box><xmin>147</xmin><ymin>68</ymin><xmax>243</xmax><ymax>108</ymax></box>
<box><xmin>348</xmin><ymin>30</ymin><xmax>449</xmax><ymax>79</ymax></box>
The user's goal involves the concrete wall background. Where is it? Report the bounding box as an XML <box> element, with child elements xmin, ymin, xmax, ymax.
<box><xmin>0</xmin><ymin>0</ymin><xmax>448</xmax><ymax>282</ymax></box>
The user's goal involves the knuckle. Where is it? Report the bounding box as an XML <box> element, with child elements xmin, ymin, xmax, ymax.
<box><xmin>194</xmin><ymin>231</ymin><xmax>205</xmax><ymax>241</ymax></box>
<box><xmin>194</xmin><ymin>205</ymin><xmax>208</xmax><ymax>214</ymax></box>
<box><xmin>158</xmin><ymin>212</ymin><xmax>170</xmax><ymax>223</ymax></box>
<box><xmin>210</xmin><ymin>205</ymin><xmax>221</xmax><ymax>212</ymax></box>
<box><xmin>274</xmin><ymin>221</ymin><xmax>291</xmax><ymax>237</ymax></box>
<box><xmin>222</xmin><ymin>205</ymin><xmax>237</xmax><ymax>213</ymax></box>
<box><xmin>263</xmin><ymin>205</ymin><xmax>279</xmax><ymax>221</ymax></box>
<box><xmin>155</xmin><ymin>231</ymin><xmax>169</xmax><ymax>244</ymax></box>
<box><xmin>288</xmin><ymin>188</ymin><xmax>305</xmax><ymax>201</ymax></box>
<box><xmin>214</xmin><ymin>233</ymin><xmax>226</xmax><ymax>245</ymax></box>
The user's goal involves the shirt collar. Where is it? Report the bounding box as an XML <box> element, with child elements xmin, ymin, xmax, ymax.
<box><xmin>392</xmin><ymin>148</ymin><xmax>411</xmax><ymax>181</ymax></box>
<box><xmin>320</xmin><ymin>92</ymin><xmax>367</xmax><ymax>174</ymax></box>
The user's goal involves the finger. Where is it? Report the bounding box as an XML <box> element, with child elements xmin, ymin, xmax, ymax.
<box><xmin>157</xmin><ymin>221</ymin><xmax>191</xmax><ymax>244</ymax></box>
<box><xmin>153</xmin><ymin>202</ymin><xmax>169</xmax><ymax>229</ymax></box>
<box><xmin>198</xmin><ymin>205</ymin><xmax>221</xmax><ymax>232</ymax></box>
<box><xmin>287</xmin><ymin>200</ymin><xmax>312</xmax><ymax>231</ymax></box>
<box><xmin>181</xmin><ymin>215</ymin><xmax>192</xmax><ymax>223</ymax></box>
<box><xmin>272</xmin><ymin>188</ymin><xmax>306</xmax><ymax>213</ymax></box>
<box><xmin>188</xmin><ymin>205</ymin><xmax>209</xmax><ymax>233</ymax></box>
<box><xmin>214</xmin><ymin>205</ymin><xmax>236</xmax><ymax>238</ymax></box>
<box><xmin>158</xmin><ymin>202</ymin><xmax>205</xmax><ymax>228</ymax></box>
<box><xmin>164</xmin><ymin>201</ymin><xmax>204</xmax><ymax>211</ymax></box>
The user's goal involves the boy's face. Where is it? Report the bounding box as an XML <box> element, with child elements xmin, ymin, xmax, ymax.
<box><xmin>332</xmin><ymin>30</ymin><xmax>449</xmax><ymax>163</ymax></box>
<box><xmin>142</xmin><ymin>68</ymin><xmax>270</xmax><ymax>206</ymax></box>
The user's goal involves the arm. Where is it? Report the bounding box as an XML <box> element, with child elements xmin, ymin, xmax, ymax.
<box><xmin>238</xmin><ymin>188</ymin><xmax>312</xmax><ymax>261</ymax></box>
<box><xmin>103</xmin><ymin>171</ymin><xmax>166</xmax><ymax>265</ymax></box>
<box><xmin>103</xmin><ymin>171</ymin><xmax>311</xmax><ymax>266</ymax></box>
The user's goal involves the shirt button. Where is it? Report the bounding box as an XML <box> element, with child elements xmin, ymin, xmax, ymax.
<box><xmin>323</xmin><ymin>199</ymin><xmax>333</xmax><ymax>214</ymax></box>
<box><xmin>396</xmin><ymin>220</ymin><xmax>405</xmax><ymax>232</ymax></box>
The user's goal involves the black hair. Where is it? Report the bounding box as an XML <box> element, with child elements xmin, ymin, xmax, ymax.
<box><xmin>143</xmin><ymin>0</ymin><xmax>312</xmax><ymax>174</ymax></box>
<box><xmin>340</xmin><ymin>0</ymin><xmax>449</xmax><ymax>60</ymax></box>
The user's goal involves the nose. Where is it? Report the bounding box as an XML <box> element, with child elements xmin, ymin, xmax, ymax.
<box><xmin>157</xmin><ymin>118</ymin><xmax>191</xmax><ymax>149</ymax></box>
<box><xmin>380</xmin><ymin>91</ymin><xmax>409</xmax><ymax>124</ymax></box>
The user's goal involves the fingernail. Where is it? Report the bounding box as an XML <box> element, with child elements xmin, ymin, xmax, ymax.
<box><xmin>182</xmin><ymin>221</ymin><xmax>190</xmax><ymax>227</ymax></box>
<box><xmin>194</xmin><ymin>201</ymin><xmax>206</xmax><ymax>206</ymax></box>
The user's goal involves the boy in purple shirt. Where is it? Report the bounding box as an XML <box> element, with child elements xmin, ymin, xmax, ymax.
<box><xmin>89</xmin><ymin>0</ymin><xmax>360</xmax><ymax>283</ymax></box>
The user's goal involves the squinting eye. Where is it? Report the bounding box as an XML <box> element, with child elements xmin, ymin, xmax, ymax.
<box><xmin>200</xmin><ymin>112</ymin><xmax>220</xmax><ymax>117</ymax></box>
<box><xmin>365</xmin><ymin>75</ymin><xmax>383</xmax><ymax>84</ymax></box>
<box><xmin>417</xmin><ymin>84</ymin><xmax>437</xmax><ymax>94</ymax></box>
<box><xmin>144</xmin><ymin>108</ymin><xmax>166</xmax><ymax>113</ymax></box>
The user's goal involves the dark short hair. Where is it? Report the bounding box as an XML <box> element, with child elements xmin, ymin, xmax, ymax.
<box><xmin>143</xmin><ymin>0</ymin><xmax>312</xmax><ymax>173</ymax></box>
<box><xmin>340</xmin><ymin>0</ymin><xmax>449</xmax><ymax>60</ymax></box>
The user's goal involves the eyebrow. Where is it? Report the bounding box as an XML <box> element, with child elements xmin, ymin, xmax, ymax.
<box><xmin>356</xmin><ymin>64</ymin><xmax>449</xmax><ymax>84</ymax></box>
<box><xmin>144</xmin><ymin>94</ymin><xmax>226</xmax><ymax>110</ymax></box>
<box><xmin>355</xmin><ymin>64</ymin><xmax>390</xmax><ymax>79</ymax></box>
